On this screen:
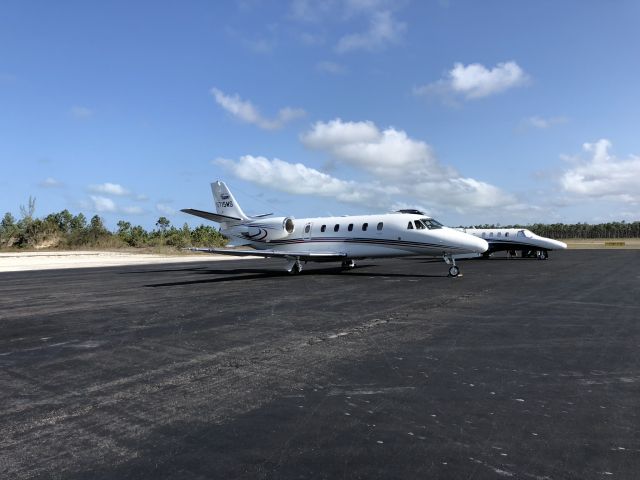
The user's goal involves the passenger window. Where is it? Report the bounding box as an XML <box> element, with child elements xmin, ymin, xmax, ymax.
<box><xmin>490</xmin><ymin>232</ymin><xmax>494</xmax><ymax>237</ymax></box>
<box><xmin>481</xmin><ymin>232</ymin><xmax>486</xmax><ymax>238</ymax></box>
<box><xmin>407</xmin><ymin>222</ymin><xmax>413</xmax><ymax>230</ymax></box>
<box><xmin>321</xmin><ymin>225</ymin><xmax>326</xmax><ymax>232</ymax></box>
<box><xmin>505</xmin><ymin>232</ymin><xmax>509</xmax><ymax>237</ymax></box>
<box><xmin>362</xmin><ymin>223</ymin><xmax>368</xmax><ymax>231</ymax></box>
<box><xmin>334</xmin><ymin>224</ymin><xmax>340</xmax><ymax>232</ymax></box>
<box><xmin>377</xmin><ymin>222</ymin><xmax>383</xmax><ymax>231</ymax></box>
<box><xmin>497</xmin><ymin>232</ymin><xmax>501</xmax><ymax>237</ymax></box>
<box><xmin>348</xmin><ymin>223</ymin><xmax>353</xmax><ymax>231</ymax></box>
<box><xmin>304</xmin><ymin>225</ymin><xmax>310</xmax><ymax>234</ymax></box>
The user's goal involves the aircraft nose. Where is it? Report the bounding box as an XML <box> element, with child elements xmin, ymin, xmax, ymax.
<box><xmin>456</xmin><ymin>231</ymin><xmax>488</xmax><ymax>253</ymax></box>
<box><xmin>552</xmin><ymin>239</ymin><xmax>568</xmax><ymax>249</ymax></box>
<box><xmin>472</xmin><ymin>236</ymin><xmax>489</xmax><ymax>253</ymax></box>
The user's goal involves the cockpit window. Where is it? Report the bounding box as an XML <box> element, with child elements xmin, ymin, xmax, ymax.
<box><xmin>415</xmin><ymin>220</ymin><xmax>426</xmax><ymax>230</ymax></box>
<box><xmin>420</xmin><ymin>218</ymin><xmax>443</xmax><ymax>229</ymax></box>
<box><xmin>407</xmin><ymin>222</ymin><xmax>413</xmax><ymax>230</ymax></box>
<box><xmin>517</xmin><ymin>229</ymin><xmax>533</xmax><ymax>238</ymax></box>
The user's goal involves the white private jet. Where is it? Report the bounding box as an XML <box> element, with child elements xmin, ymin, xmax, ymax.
<box><xmin>182</xmin><ymin>181</ymin><xmax>488</xmax><ymax>276</ymax></box>
<box><xmin>458</xmin><ymin>228</ymin><xmax>567</xmax><ymax>259</ymax></box>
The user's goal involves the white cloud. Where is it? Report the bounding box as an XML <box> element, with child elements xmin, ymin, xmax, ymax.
<box><xmin>211</xmin><ymin>87</ymin><xmax>306</xmax><ymax>131</ymax></box>
<box><xmin>522</xmin><ymin>115</ymin><xmax>567</xmax><ymax>129</ymax></box>
<box><xmin>70</xmin><ymin>106</ymin><xmax>94</xmax><ymax>119</ymax></box>
<box><xmin>415</xmin><ymin>61</ymin><xmax>529</xmax><ymax>101</ymax></box>
<box><xmin>245</xmin><ymin>37</ymin><xmax>276</xmax><ymax>54</ymax></box>
<box><xmin>89</xmin><ymin>195</ymin><xmax>144</xmax><ymax>215</ymax></box>
<box><xmin>220</xmin><ymin>118</ymin><xmax>516</xmax><ymax>214</ymax></box>
<box><xmin>89</xmin><ymin>182</ymin><xmax>131</xmax><ymax>196</ymax></box>
<box><xmin>560</xmin><ymin>139</ymin><xmax>640</xmax><ymax>203</ymax></box>
<box><xmin>301</xmin><ymin>119</ymin><xmax>453</xmax><ymax>180</ymax></box>
<box><xmin>215</xmin><ymin>155</ymin><xmax>389</xmax><ymax>206</ymax></box>
<box><xmin>40</xmin><ymin>177</ymin><xmax>62</xmax><ymax>188</ymax></box>
<box><xmin>90</xmin><ymin>195</ymin><xmax>117</xmax><ymax>213</ymax></box>
<box><xmin>336</xmin><ymin>10</ymin><xmax>405</xmax><ymax>53</ymax></box>
<box><xmin>156</xmin><ymin>203</ymin><xmax>177</xmax><ymax>215</ymax></box>
<box><xmin>122</xmin><ymin>206</ymin><xmax>144</xmax><ymax>215</ymax></box>
<box><xmin>316</xmin><ymin>61</ymin><xmax>347</xmax><ymax>75</ymax></box>
<box><xmin>289</xmin><ymin>0</ymin><xmax>337</xmax><ymax>22</ymax></box>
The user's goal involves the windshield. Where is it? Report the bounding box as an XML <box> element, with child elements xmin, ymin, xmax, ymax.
<box><xmin>517</xmin><ymin>229</ymin><xmax>533</xmax><ymax>238</ymax></box>
<box><xmin>420</xmin><ymin>218</ymin><xmax>443</xmax><ymax>229</ymax></box>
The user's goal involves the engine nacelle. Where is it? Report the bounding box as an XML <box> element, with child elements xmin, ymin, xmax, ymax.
<box><xmin>245</xmin><ymin>217</ymin><xmax>295</xmax><ymax>242</ymax></box>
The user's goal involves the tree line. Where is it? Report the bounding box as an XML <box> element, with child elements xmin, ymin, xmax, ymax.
<box><xmin>0</xmin><ymin>198</ymin><xmax>226</xmax><ymax>250</ymax></box>
<box><xmin>1</xmin><ymin>198</ymin><xmax>638</xmax><ymax>250</ymax></box>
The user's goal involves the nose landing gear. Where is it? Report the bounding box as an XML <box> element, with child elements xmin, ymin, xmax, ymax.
<box><xmin>443</xmin><ymin>254</ymin><xmax>461</xmax><ymax>277</ymax></box>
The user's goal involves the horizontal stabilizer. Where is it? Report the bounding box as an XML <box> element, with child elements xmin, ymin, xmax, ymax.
<box><xmin>181</xmin><ymin>208</ymin><xmax>241</xmax><ymax>223</ymax></box>
<box><xmin>187</xmin><ymin>247</ymin><xmax>347</xmax><ymax>261</ymax></box>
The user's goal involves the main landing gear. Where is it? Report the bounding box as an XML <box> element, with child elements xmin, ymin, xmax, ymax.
<box><xmin>286</xmin><ymin>259</ymin><xmax>304</xmax><ymax>274</ymax></box>
<box><xmin>341</xmin><ymin>259</ymin><xmax>356</xmax><ymax>270</ymax></box>
<box><xmin>443</xmin><ymin>254</ymin><xmax>461</xmax><ymax>277</ymax></box>
<box><xmin>521</xmin><ymin>249</ymin><xmax>549</xmax><ymax>260</ymax></box>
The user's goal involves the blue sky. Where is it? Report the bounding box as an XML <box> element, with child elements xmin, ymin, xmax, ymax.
<box><xmin>2</xmin><ymin>0</ymin><xmax>639</xmax><ymax>229</ymax></box>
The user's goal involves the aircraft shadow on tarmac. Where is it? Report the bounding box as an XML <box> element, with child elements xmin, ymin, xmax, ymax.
<box><xmin>144</xmin><ymin>265</ymin><xmax>445</xmax><ymax>288</ymax></box>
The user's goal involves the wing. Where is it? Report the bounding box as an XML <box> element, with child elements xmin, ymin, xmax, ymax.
<box><xmin>181</xmin><ymin>208</ymin><xmax>241</xmax><ymax>223</ymax></box>
<box><xmin>187</xmin><ymin>247</ymin><xmax>347</xmax><ymax>261</ymax></box>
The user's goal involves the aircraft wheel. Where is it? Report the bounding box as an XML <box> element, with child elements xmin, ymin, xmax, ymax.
<box><xmin>448</xmin><ymin>265</ymin><xmax>460</xmax><ymax>277</ymax></box>
<box><xmin>341</xmin><ymin>260</ymin><xmax>356</xmax><ymax>269</ymax></box>
<box><xmin>289</xmin><ymin>261</ymin><xmax>302</xmax><ymax>274</ymax></box>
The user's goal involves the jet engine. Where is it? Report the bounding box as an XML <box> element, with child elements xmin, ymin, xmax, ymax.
<box><xmin>245</xmin><ymin>217</ymin><xmax>295</xmax><ymax>242</ymax></box>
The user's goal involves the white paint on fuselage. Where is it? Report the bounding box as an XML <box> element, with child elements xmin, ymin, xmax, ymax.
<box><xmin>459</xmin><ymin>228</ymin><xmax>567</xmax><ymax>251</ymax></box>
<box><xmin>223</xmin><ymin>213</ymin><xmax>488</xmax><ymax>259</ymax></box>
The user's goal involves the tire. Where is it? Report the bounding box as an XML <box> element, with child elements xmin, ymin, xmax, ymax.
<box><xmin>341</xmin><ymin>260</ymin><xmax>356</xmax><ymax>269</ymax></box>
<box><xmin>449</xmin><ymin>265</ymin><xmax>460</xmax><ymax>277</ymax></box>
<box><xmin>289</xmin><ymin>262</ymin><xmax>301</xmax><ymax>274</ymax></box>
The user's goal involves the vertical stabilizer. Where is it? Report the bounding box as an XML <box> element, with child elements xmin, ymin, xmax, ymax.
<box><xmin>211</xmin><ymin>181</ymin><xmax>249</xmax><ymax>220</ymax></box>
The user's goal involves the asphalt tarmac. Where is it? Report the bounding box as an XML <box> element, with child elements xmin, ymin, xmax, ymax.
<box><xmin>1</xmin><ymin>250</ymin><xmax>639</xmax><ymax>479</ymax></box>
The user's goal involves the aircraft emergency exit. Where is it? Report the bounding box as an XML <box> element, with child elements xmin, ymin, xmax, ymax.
<box><xmin>182</xmin><ymin>181</ymin><xmax>488</xmax><ymax>276</ymax></box>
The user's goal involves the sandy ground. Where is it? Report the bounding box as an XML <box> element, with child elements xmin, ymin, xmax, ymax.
<box><xmin>566</xmin><ymin>238</ymin><xmax>640</xmax><ymax>249</ymax></box>
<box><xmin>0</xmin><ymin>250</ymin><xmax>252</xmax><ymax>272</ymax></box>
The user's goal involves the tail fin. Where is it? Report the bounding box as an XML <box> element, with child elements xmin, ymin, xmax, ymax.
<box><xmin>211</xmin><ymin>181</ymin><xmax>249</xmax><ymax>221</ymax></box>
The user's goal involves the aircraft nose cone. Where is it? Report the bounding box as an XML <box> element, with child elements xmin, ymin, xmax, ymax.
<box><xmin>473</xmin><ymin>236</ymin><xmax>489</xmax><ymax>253</ymax></box>
<box><xmin>553</xmin><ymin>239</ymin><xmax>568</xmax><ymax>249</ymax></box>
